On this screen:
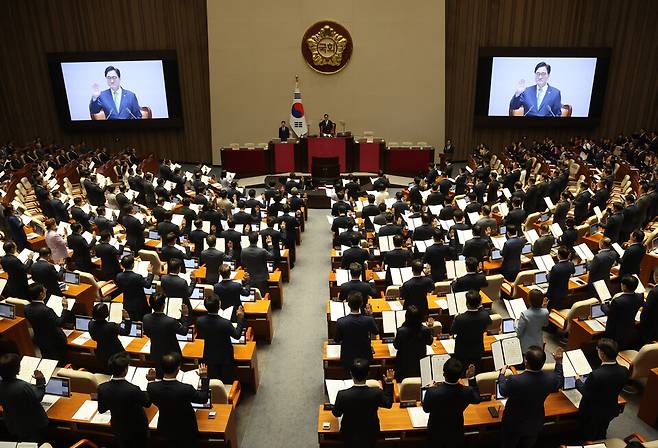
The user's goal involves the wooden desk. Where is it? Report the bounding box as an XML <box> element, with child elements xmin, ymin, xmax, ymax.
<box><xmin>63</xmin><ymin>283</ymin><xmax>97</xmax><ymax>315</ymax></box>
<box><xmin>566</xmin><ymin>319</ymin><xmax>603</xmax><ymax>351</ymax></box>
<box><xmin>638</xmin><ymin>367</ymin><xmax>658</xmax><ymax>427</ymax></box>
<box><xmin>317</xmin><ymin>392</ymin><xmax>615</xmax><ymax>446</ymax></box>
<box><xmin>66</xmin><ymin>332</ymin><xmax>260</xmax><ymax>392</ymax></box>
<box><xmin>193</xmin><ymin>267</ymin><xmax>284</xmax><ymax>310</ymax></box>
<box><xmin>582</xmin><ymin>233</ymin><xmax>603</xmax><ymax>252</ymax></box>
<box><xmin>640</xmin><ymin>252</ymin><xmax>658</xmax><ymax>285</ymax></box>
<box><xmin>517</xmin><ymin>277</ymin><xmax>589</xmax><ymax>306</ymax></box>
<box><xmin>0</xmin><ymin>316</ymin><xmax>35</xmax><ymax>355</ymax></box>
<box><xmin>45</xmin><ymin>392</ymin><xmax>237</xmax><ymax>447</ymax></box>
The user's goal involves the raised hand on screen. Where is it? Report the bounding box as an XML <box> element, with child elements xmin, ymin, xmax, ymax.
<box><xmin>515</xmin><ymin>79</ymin><xmax>526</xmax><ymax>96</ymax></box>
<box><xmin>91</xmin><ymin>83</ymin><xmax>101</xmax><ymax>100</ymax></box>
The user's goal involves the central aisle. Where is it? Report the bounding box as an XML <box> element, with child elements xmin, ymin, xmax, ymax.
<box><xmin>237</xmin><ymin>209</ymin><xmax>330</xmax><ymax>447</ymax></box>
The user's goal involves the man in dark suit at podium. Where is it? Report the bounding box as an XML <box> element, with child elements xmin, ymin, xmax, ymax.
<box><xmin>278</xmin><ymin>121</ymin><xmax>290</xmax><ymax>141</ymax></box>
<box><xmin>319</xmin><ymin>113</ymin><xmax>335</xmax><ymax>137</ymax></box>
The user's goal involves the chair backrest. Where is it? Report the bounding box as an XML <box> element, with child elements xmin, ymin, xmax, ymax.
<box><xmin>138</xmin><ymin>250</ymin><xmax>161</xmax><ymax>275</ymax></box>
<box><xmin>565</xmin><ymin>298</ymin><xmax>599</xmax><ymax>332</ymax></box>
<box><xmin>56</xmin><ymin>368</ymin><xmax>99</xmax><ymax>394</ymax></box>
<box><xmin>365</xmin><ymin>379</ymin><xmax>382</xmax><ymax>388</ymax></box>
<box><xmin>524</xmin><ymin>212</ymin><xmax>542</xmax><ymax>230</ymax></box>
<box><xmin>399</xmin><ymin>377</ymin><xmax>422</xmax><ymax>401</ymax></box>
<box><xmin>20</xmin><ymin>177</ymin><xmax>32</xmax><ymax>190</ymax></box>
<box><xmin>575</xmin><ymin>224</ymin><xmax>590</xmax><ymax>239</ymax></box>
<box><xmin>385</xmin><ymin>286</ymin><xmax>400</xmax><ymax>299</ymax></box>
<box><xmin>483</xmin><ymin>274</ymin><xmax>504</xmax><ymax>302</ymax></box>
<box><xmin>75</xmin><ymin>271</ymin><xmax>100</xmax><ymax>299</ymax></box>
<box><xmin>476</xmin><ymin>370</ymin><xmax>512</xmax><ymax>395</ymax></box>
<box><xmin>561</xmin><ymin>104</ymin><xmax>572</xmax><ymax>117</ymax></box>
<box><xmin>569</xmin><ymin>162</ymin><xmax>580</xmax><ymax>179</ymax></box>
<box><xmin>140</xmin><ymin>106</ymin><xmax>152</xmax><ymax>119</ymax></box>
<box><xmin>3</xmin><ymin>297</ymin><xmax>29</xmax><ymax>317</ymax></box>
<box><xmin>519</xmin><ymin>169</ymin><xmax>527</xmax><ymax>185</ymax></box>
<box><xmin>488</xmin><ymin>313</ymin><xmax>502</xmax><ymax>334</ymax></box>
<box><xmin>512</xmin><ymin>269</ymin><xmax>539</xmax><ymax>297</ymax></box>
<box><xmin>209</xmin><ymin>379</ymin><xmax>229</xmax><ymax>404</ymax></box>
<box><xmin>630</xmin><ymin>343</ymin><xmax>658</xmax><ymax>381</ymax></box>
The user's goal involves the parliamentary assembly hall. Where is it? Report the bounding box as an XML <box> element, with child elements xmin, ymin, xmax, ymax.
<box><xmin>0</xmin><ymin>0</ymin><xmax>658</xmax><ymax>447</ymax></box>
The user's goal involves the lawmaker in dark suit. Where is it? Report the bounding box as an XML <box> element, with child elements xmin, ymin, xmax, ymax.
<box><xmin>278</xmin><ymin>121</ymin><xmax>290</xmax><ymax>141</ymax></box>
<box><xmin>115</xmin><ymin>255</ymin><xmax>154</xmax><ymax>321</ymax></box>
<box><xmin>89</xmin><ymin>302</ymin><xmax>132</xmax><ymax>371</ymax></box>
<box><xmin>400</xmin><ymin>260</ymin><xmax>434</xmax><ymax>317</ymax></box>
<box><xmin>587</xmin><ymin>238</ymin><xmax>619</xmax><ymax>299</ymax></box>
<box><xmin>143</xmin><ymin>293</ymin><xmax>191</xmax><ymax>376</ymax></box>
<box><xmin>160</xmin><ymin>258</ymin><xmax>197</xmax><ymax>310</ymax></box>
<box><xmin>531</xmin><ymin>224</ymin><xmax>555</xmax><ymax>256</ymax></box>
<box><xmin>575</xmin><ymin>338</ymin><xmax>630</xmax><ymax>440</ymax></box>
<box><xmin>214</xmin><ymin>265</ymin><xmax>251</xmax><ymax>320</ymax></box>
<box><xmin>195</xmin><ymin>295</ymin><xmax>245</xmax><ymax>383</ymax></box>
<box><xmin>573</xmin><ymin>183</ymin><xmax>593</xmax><ymax>224</ymax></box>
<box><xmin>453</xmin><ymin>257</ymin><xmax>489</xmax><ymax>293</ymax></box>
<box><xmin>552</xmin><ymin>194</ymin><xmax>571</xmax><ymax>229</ymax></box>
<box><xmin>600</xmin><ymin>202</ymin><xmax>624</xmax><ymax>243</ymax></box>
<box><xmin>0</xmin><ymin>353</ymin><xmax>49</xmax><ymax>442</ymax></box>
<box><xmin>188</xmin><ymin>219</ymin><xmax>209</xmax><ymax>258</ymax></box>
<box><xmin>640</xmin><ymin>285</ymin><xmax>658</xmax><ymax>344</ymax></box>
<box><xmin>260</xmin><ymin>216</ymin><xmax>283</xmax><ymax>264</ymax></box>
<box><xmin>498</xmin><ymin>346</ymin><xmax>564</xmax><ymax>448</ymax></box>
<box><xmin>83</xmin><ymin>175</ymin><xmax>106</xmax><ymax>206</ymax></box>
<box><xmin>95</xmin><ymin>231</ymin><xmax>122</xmax><ymax>280</ymax></box>
<box><xmin>462</xmin><ymin>224</ymin><xmax>491</xmax><ymax>262</ymax></box>
<box><xmin>67</xmin><ymin>222</ymin><xmax>95</xmax><ymax>272</ymax></box>
<box><xmin>393</xmin><ymin>306</ymin><xmax>433</xmax><ymax>380</ymax></box>
<box><xmin>423</xmin><ymin>229</ymin><xmax>453</xmax><ymax>281</ymax></box>
<box><xmin>319</xmin><ymin>113</ymin><xmax>335</xmax><ymax>136</ymax></box>
<box><xmin>98</xmin><ymin>353</ymin><xmax>151</xmax><ymax>447</ymax></box>
<box><xmin>200</xmin><ymin>235</ymin><xmax>227</xmax><ymax>285</ymax></box>
<box><xmin>332</xmin><ymin>359</ymin><xmax>394</xmax><ymax>448</ymax></box>
<box><xmin>500</xmin><ymin>225</ymin><xmax>526</xmax><ymax>281</ymax></box>
<box><xmin>509</xmin><ymin>62</ymin><xmax>562</xmax><ymax>116</ymax></box>
<box><xmin>30</xmin><ymin>247</ymin><xmax>63</xmax><ymax>299</ymax></box>
<box><xmin>241</xmin><ymin>232</ymin><xmax>274</xmax><ymax>295</ymax></box>
<box><xmin>89</xmin><ymin>66</ymin><xmax>142</xmax><ymax>119</ymax></box>
<box><xmin>423</xmin><ymin>358</ymin><xmax>481</xmax><ymax>448</ymax></box>
<box><xmin>146</xmin><ymin>353</ymin><xmax>210</xmax><ymax>447</ymax></box>
<box><xmin>338</xmin><ymin>263</ymin><xmax>378</xmax><ymax>308</ymax></box>
<box><xmin>121</xmin><ymin>206</ymin><xmax>146</xmax><ymax>252</ymax></box>
<box><xmin>504</xmin><ymin>198</ymin><xmax>527</xmax><ymax>230</ymax></box>
<box><xmin>601</xmin><ymin>276</ymin><xmax>643</xmax><ymax>350</ymax></box>
<box><xmin>1</xmin><ymin>241</ymin><xmax>34</xmax><ymax>299</ymax></box>
<box><xmin>546</xmin><ymin>246</ymin><xmax>575</xmax><ymax>310</ymax></box>
<box><xmin>24</xmin><ymin>284</ymin><xmax>72</xmax><ymax>361</ymax></box>
<box><xmin>334</xmin><ymin>292</ymin><xmax>379</xmax><ymax>372</ymax></box>
<box><xmin>618</xmin><ymin>230</ymin><xmax>646</xmax><ymax>278</ymax></box>
<box><xmin>341</xmin><ymin>238</ymin><xmax>371</xmax><ymax>269</ymax></box>
<box><xmin>451</xmin><ymin>290</ymin><xmax>492</xmax><ymax>371</ymax></box>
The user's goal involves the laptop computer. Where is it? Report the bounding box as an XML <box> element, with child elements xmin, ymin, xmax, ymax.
<box><xmin>45</xmin><ymin>377</ymin><xmax>71</xmax><ymax>397</ymax></box>
<box><xmin>148</xmin><ymin>230</ymin><xmax>160</xmax><ymax>240</ymax></box>
<box><xmin>522</xmin><ymin>243</ymin><xmax>532</xmax><ymax>255</ymax></box>
<box><xmin>190</xmin><ymin>286</ymin><xmax>205</xmax><ymax>299</ymax></box>
<box><xmin>231</xmin><ymin>329</ymin><xmax>247</xmax><ymax>345</ymax></box>
<box><xmin>75</xmin><ymin>315</ymin><xmax>91</xmax><ymax>332</ymax></box>
<box><xmin>563</xmin><ymin>376</ymin><xmax>577</xmax><ymax>391</ymax></box>
<box><xmin>0</xmin><ymin>302</ymin><xmax>16</xmax><ymax>319</ymax></box>
<box><xmin>501</xmin><ymin>318</ymin><xmax>516</xmax><ymax>334</ymax></box>
<box><xmin>574</xmin><ymin>264</ymin><xmax>587</xmax><ymax>276</ymax></box>
<box><xmin>184</xmin><ymin>258</ymin><xmax>199</xmax><ymax>270</ymax></box>
<box><xmin>535</xmin><ymin>271</ymin><xmax>549</xmax><ymax>287</ymax></box>
<box><xmin>490</xmin><ymin>249</ymin><xmax>502</xmax><ymax>261</ymax></box>
<box><xmin>143</xmin><ymin>283</ymin><xmax>156</xmax><ymax>295</ymax></box>
<box><xmin>267</xmin><ymin>261</ymin><xmax>275</xmax><ymax>273</ymax></box>
<box><xmin>540</xmin><ymin>213</ymin><xmax>549</xmax><ymax>222</ymax></box>
<box><xmin>64</xmin><ymin>272</ymin><xmax>80</xmax><ymax>285</ymax></box>
<box><xmin>499</xmin><ymin>225</ymin><xmax>507</xmax><ymax>235</ymax></box>
<box><xmin>122</xmin><ymin>321</ymin><xmax>143</xmax><ymax>338</ymax></box>
<box><xmin>176</xmin><ymin>326</ymin><xmax>195</xmax><ymax>342</ymax></box>
<box><xmin>590</xmin><ymin>303</ymin><xmax>606</xmax><ymax>319</ymax></box>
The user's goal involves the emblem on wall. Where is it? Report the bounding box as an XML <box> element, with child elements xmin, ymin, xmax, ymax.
<box><xmin>302</xmin><ymin>21</ymin><xmax>353</xmax><ymax>74</ymax></box>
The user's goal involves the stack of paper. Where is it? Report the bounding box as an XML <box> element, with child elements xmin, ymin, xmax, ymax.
<box><xmin>46</xmin><ymin>296</ymin><xmax>73</xmax><ymax>317</ymax></box>
<box><xmin>583</xmin><ymin>319</ymin><xmax>606</xmax><ymax>332</ymax></box>
<box><xmin>408</xmin><ymin>407</ymin><xmax>430</xmax><ymax>427</ymax></box>
<box><xmin>72</xmin><ymin>400</ymin><xmax>99</xmax><ymax>421</ymax></box>
<box><xmin>164</xmin><ymin>297</ymin><xmax>183</xmax><ymax>319</ymax></box>
<box><xmin>439</xmin><ymin>338</ymin><xmax>455</xmax><ymax>354</ymax></box>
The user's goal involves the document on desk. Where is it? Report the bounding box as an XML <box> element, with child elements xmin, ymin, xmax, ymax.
<box><xmin>550</xmin><ymin>223</ymin><xmax>563</xmax><ymax>238</ymax></box>
<box><xmin>426</xmin><ymin>345</ymin><xmax>436</xmax><ymax>355</ymax></box>
<box><xmin>438</xmin><ymin>338</ymin><xmax>455</xmax><ymax>354</ymax></box>
<box><xmin>326</xmin><ymin>344</ymin><xmax>341</xmax><ymax>359</ymax></box>
<box><xmin>382</xmin><ymin>310</ymin><xmax>406</xmax><ymax>334</ymax></box>
<box><xmin>71</xmin><ymin>332</ymin><xmax>92</xmax><ymax>346</ymax></box>
<box><xmin>504</xmin><ymin>298</ymin><xmax>527</xmax><ymax>321</ymax></box>
<box><xmin>563</xmin><ymin>349</ymin><xmax>593</xmax><ymax>377</ymax></box>
<box><xmin>164</xmin><ymin>297</ymin><xmax>183</xmax><ymax>319</ymax></box>
<box><xmin>408</xmin><ymin>406</ymin><xmax>430</xmax><ymax>428</ymax></box>
<box><xmin>388</xmin><ymin>300</ymin><xmax>403</xmax><ymax>311</ymax></box>
<box><xmin>118</xmin><ymin>336</ymin><xmax>136</xmax><ymax>350</ymax></box>
<box><xmin>149</xmin><ymin>411</ymin><xmax>159</xmax><ymax>429</ymax></box>
<box><xmin>593</xmin><ymin>280</ymin><xmax>611</xmax><ymax>301</ymax></box>
<box><xmin>387</xmin><ymin>344</ymin><xmax>398</xmax><ymax>357</ymax></box>
<box><xmin>491</xmin><ymin>235</ymin><xmax>507</xmax><ymax>250</ymax></box>
<box><xmin>583</xmin><ymin>319</ymin><xmax>606</xmax><ymax>332</ymax></box>
<box><xmin>492</xmin><ymin>337</ymin><xmax>523</xmax><ymax>370</ymax></box>
<box><xmin>420</xmin><ymin>354</ymin><xmax>451</xmax><ymax>387</ymax></box>
<box><xmin>46</xmin><ymin>296</ymin><xmax>74</xmax><ymax>318</ymax></box>
<box><xmin>140</xmin><ymin>340</ymin><xmax>152</xmax><ymax>354</ymax></box>
<box><xmin>447</xmin><ymin>292</ymin><xmax>468</xmax><ymax>316</ymax></box>
<box><xmin>335</xmin><ymin>269</ymin><xmax>349</xmax><ymax>286</ymax></box>
<box><xmin>330</xmin><ymin>301</ymin><xmax>349</xmax><ymax>321</ymax></box>
<box><xmin>325</xmin><ymin>379</ymin><xmax>355</xmax><ymax>405</ymax></box>
<box><xmin>434</xmin><ymin>298</ymin><xmax>448</xmax><ymax>310</ymax></box>
<box><xmin>72</xmin><ymin>399</ymin><xmax>98</xmax><ymax>421</ymax></box>
<box><xmin>373</xmin><ymin>271</ymin><xmax>386</xmax><ymax>281</ymax></box>
<box><xmin>562</xmin><ymin>388</ymin><xmax>583</xmax><ymax>408</ymax></box>
<box><xmin>91</xmin><ymin>410</ymin><xmax>112</xmax><ymax>425</ymax></box>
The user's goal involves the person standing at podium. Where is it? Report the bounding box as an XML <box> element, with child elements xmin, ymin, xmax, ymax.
<box><xmin>319</xmin><ymin>113</ymin><xmax>334</xmax><ymax>137</ymax></box>
<box><xmin>278</xmin><ymin>121</ymin><xmax>290</xmax><ymax>141</ymax></box>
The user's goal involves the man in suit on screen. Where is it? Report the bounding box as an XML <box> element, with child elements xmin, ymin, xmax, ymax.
<box><xmin>89</xmin><ymin>65</ymin><xmax>142</xmax><ymax>119</ymax></box>
<box><xmin>509</xmin><ymin>62</ymin><xmax>562</xmax><ymax>117</ymax></box>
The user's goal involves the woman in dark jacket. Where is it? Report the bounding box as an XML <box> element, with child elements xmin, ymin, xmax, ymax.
<box><xmin>393</xmin><ymin>306</ymin><xmax>433</xmax><ymax>381</ymax></box>
<box><xmin>88</xmin><ymin>302</ymin><xmax>132</xmax><ymax>372</ymax></box>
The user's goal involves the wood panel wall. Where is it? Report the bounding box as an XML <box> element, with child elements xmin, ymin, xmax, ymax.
<box><xmin>445</xmin><ymin>0</ymin><xmax>658</xmax><ymax>159</ymax></box>
<box><xmin>0</xmin><ymin>0</ymin><xmax>211</xmax><ymax>162</ymax></box>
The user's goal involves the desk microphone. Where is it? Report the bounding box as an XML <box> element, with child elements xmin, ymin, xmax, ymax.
<box><xmin>125</xmin><ymin>108</ymin><xmax>138</xmax><ymax>119</ymax></box>
<box><xmin>523</xmin><ymin>105</ymin><xmax>534</xmax><ymax>116</ymax></box>
<box><xmin>547</xmin><ymin>105</ymin><xmax>557</xmax><ymax>117</ymax></box>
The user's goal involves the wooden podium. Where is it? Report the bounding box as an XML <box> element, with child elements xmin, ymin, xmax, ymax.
<box><xmin>307</xmin><ymin>137</ymin><xmax>347</xmax><ymax>172</ymax></box>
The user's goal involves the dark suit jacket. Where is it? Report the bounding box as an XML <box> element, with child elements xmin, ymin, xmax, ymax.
<box><xmin>142</xmin><ymin>312</ymin><xmax>191</xmax><ymax>362</ymax></box>
<box><xmin>462</xmin><ymin>237</ymin><xmax>490</xmax><ymax>262</ymax></box>
<box><xmin>160</xmin><ymin>274</ymin><xmax>196</xmax><ymax>308</ymax></box>
<box><xmin>532</xmin><ymin>235</ymin><xmax>555</xmax><ymax>257</ymax></box>
<box><xmin>504</xmin><ymin>208</ymin><xmax>527</xmax><ymax>229</ymax></box>
<box><xmin>500</xmin><ymin>236</ymin><xmax>526</xmax><ymax>281</ymax></box>
<box><xmin>30</xmin><ymin>259</ymin><xmax>62</xmax><ymax>299</ymax></box>
<box><xmin>122</xmin><ymin>215</ymin><xmax>145</xmax><ymax>251</ymax></box>
<box><xmin>393</xmin><ymin>325</ymin><xmax>433</xmax><ymax>380</ymax></box>
<box><xmin>147</xmin><ymin>377</ymin><xmax>210</xmax><ymax>440</ymax></box>
<box><xmin>95</xmin><ymin>242</ymin><xmax>121</xmax><ymax>280</ymax></box>
<box><xmin>195</xmin><ymin>313</ymin><xmax>244</xmax><ymax>365</ymax></box>
<box><xmin>84</xmin><ymin>180</ymin><xmax>106</xmax><ymax>206</ymax></box>
<box><xmin>524</xmin><ymin>186</ymin><xmax>539</xmax><ymax>214</ymax></box>
<box><xmin>213</xmin><ymin>279</ymin><xmax>250</xmax><ymax>319</ymax></box>
<box><xmin>602</xmin><ymin>292</ymin><xmax>643</xmax><ymax>349</ymax></box>
<box><xmin>241</xmin><ymin>244</ymin><xmax>273</xmax><ymax>283</ymax></box>
<box><xmin>452</xmin><ymin>272</ymin><xmax>488</xmax><ymax>293</ymax></box>
<box><xmin>89</xmin><ymin>318</ymin><xmax>131</xmax><ymax>366</ymax></box>
<box><xmin>509</xmin><ymin>84</ymin><xmax>562</xmax><ymax>116</ymax></box>
<box><xmin>334</xmin><ymin>313</ymin><xmax>378</xmax><ymax>370</ymax></box>
<box><xmin>200</xmin><ymin>247</ymin><xmax>226</xmax><ymax>284</ymax></box>
<box><xmin>451</xmin><ymin>309</ymin><xmax>492</xmax><ymax>363</ymax></box>
<box><xmin>621</xmin><ymin>204</ymin><xmax>640</xmax><ymax>234</ymax></box>
<box><xmin>0</xmin><ymin>377</ymin><xmax>48</xmax><ymax>440</ymax></box>
<box><xmin>339</xmin><ymin>280</ymin><xmax>378</xmax><ymax>306</ymax></box>
<box><xmin>89</xmin><ymin>88</ymin><xmax>142</xmax><ymax>119</ymax></box>
<box><xmin>576</xmin><ymin>363</ymin><xmax>629</xmax><ymax>426</ymax></box>
<box><xmin>278</xmin><ymin>126</ymin><xmax>290</xmax><ymax>140</ymax></box>
<box><xmin>332</xmin><ymin>381</ymin><xmax>394</xmax><ymax>447</ymax></box>
<box><xmin>499</xmin><ymin>363</ymin><xmax>563</xmax><ymax>435</ymax></box>
<box><xmin>260</xmin><ymin>227</ymin><xmax>282</xmax><ymax>263</ymax></box>
<box><xmin>24</xmin><ymin>301</ymin><xmax>72</xmax><ymax>360</ymax></box>
<box><xmin>588</xmin><ymin>249</ymin><xmax>619</xmax><ymax>292</ymax></box>
<box><xmin>1</xmin><ymin>254</ymin><xmax>32</xmax><ymax>299</ymax></box>
<box><xmin>71</xmin><ymin>206</ymin><xmax>92</xmax><ymax>231</ymax></box>
<box><xmin>115</xmin><ymin>271</ymin><xmax>154</xmax><ymax>320</ymax></box>
<box><xmin>601</xmin><ymin>212</ymin><xmax>623</xmax><ymax>242</ymax></box>
<box><xmin>67</xmin><ymin>233</ymin><xmax>94</xmax><ymax>272</ymax></box>
<box><xmin>640</xmin><ymin>287</ymin><xmax>658</xmax><ymax>343</ymax></box>
<box><xmin>341</xmin><ymin>246</ymin><xmax>371</xmax><ymax>269</ymax></box>
<box><xmin>422</xmin><ymin>378</ymin><xmax>481</xmax><ymax>445</ymax></box>
<box><xmin>619</xmin><ymin>242</ymin><xmax>645</xmax><ymax>277</ymax></box>
<box><xmin>188</xmin><ymin>229</ymin><xmax>209</xmax><ymax>257</ymax></box>
<box><xmin>546</xmin><ymin>260</ymin><xmax>575</xmax><ymax>310</ymax></box>
<box><xmin>157</xmin><ymin>220</ymin><xmax>181</xmax><ymax>240</ymax></box>
<box><xmin>98</xmin><ymin>378</ymin><xmax>151</xmax><ymax>442</ymax></box>
<box><xmin>400</xmin><ymin>276</ymin><xmax>434</xmax><ymax>316</ymax></box>
<box><xmin>423</xmin><ymin>243</ymin><xmax>453</xmax><ymax>281</ymax></box>
<box><xmin>94</xmin><ymin>215</ymin><xmax>116</xmax><ymax>235</ymax></box>
<box><xmin>552</xmin><ymin>201</ymin><xmax>570</xmax><ymax>228</ymax></box>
